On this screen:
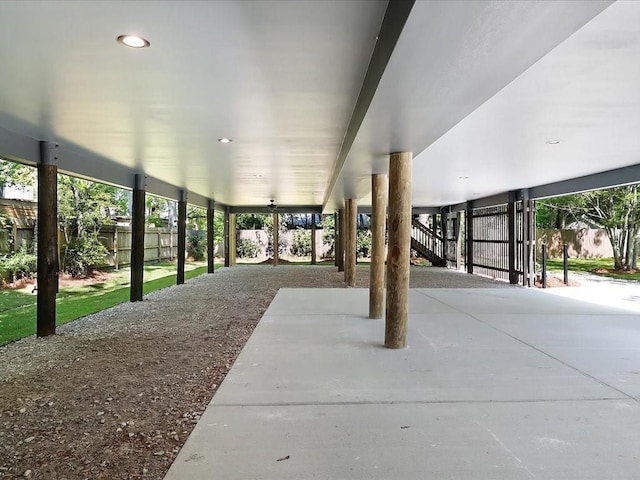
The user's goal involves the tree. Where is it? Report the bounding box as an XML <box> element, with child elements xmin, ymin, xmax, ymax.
<box><xmin>58</xmin><ymin>175</ymin><xmax>125</xmax><ymax>276</ymax></box>
<box><xmin>0</xmin><ymin>159</ymin><xmax>35</xmax><ymax>189</ymax></box>
<box><xmin>538</xmin><ymin>186</ymin><xmax>640</xmax><ymax>270</ymax></box>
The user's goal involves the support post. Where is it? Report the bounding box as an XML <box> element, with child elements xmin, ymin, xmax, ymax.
<box><xmin>273</xmin><ymin>212</ymin><xmax>279</xmax><ymax>266</ymax></box>
<box><xmin>333</xmin><ymin>212</ymin><xmax>339</xmax><ymax>266</ymax></box>
<box><xmin>224</xmin><ymin>208</ymin><xmax>230</xmax><ymax>267</ymax></box>
<box><xmin>455</xmin><ymin>212</ymin><xmax>462</xmax><ymax>269</ymax></box>
<box><xmin>563</xmin><ymin>243</ymin><xmax>569</xmax><ymax>285</ymax></box>
<box><xmin>130</xmin><ymin>174</ymin><xmax>146</xmax><ymax>302</ymax></box>
<box><xmin>385</xmin><ymin>152</ymin><xmax>412</xmax><ymax>349</ymax></box>
<box><xmin>465</xmin><ymin>202</ymin><xmax>474</xmax><ymax>274</ymax></box>
<box><xmin>229</xmin><ymin>213</ymin><xmax>237</xmax><ymax>266</ymax></box>
<box><xmin>440</xmin><ymin>210</ymin><xmax>447</xmax><ymax>264</ymax></box>
<box><xmin>541</xmin><ymin>243</ymin><xmax>548</xmax><ymax>288</ymax></box>
<box><xmin>346</xmin><ymin>198</ymin><xmax>357</xmax><ymax>286</ymax></box>
<box><xmin>37</xmin><ymin>141</ymin><xmax>59</xmax><ymax>337</ymax></box>
<box><xmin>311</xmin><ymin>214</ymin><xmax>317</xmax><ymax>265</ymax></box>
<box><xmin>507</xmin><ymin>191</ymin><xmax>518</xmax><ymax>284</ymax></box>
<box><xmin>369</xmin><ymin>174</ymin><xmax>387</xmax><ymax>319</ymax></box>
<box><xmin>177</xmin><ymin>191</ymin><xmax>187</xmax><ymax>285</ymax></box>
<box><xmin>521</xmin><ymin>191</ymin><xmax>534</xmax><ymax>287</ymax></box>
<box><xmin>207</xmin><ymin>201</ymin><xmax>215</xmax><ymax>274</ymax></box>
<box><xmin>337</xmin><ymin>208</ymin><xmax>345</xmax><ymax>272</ymax></box>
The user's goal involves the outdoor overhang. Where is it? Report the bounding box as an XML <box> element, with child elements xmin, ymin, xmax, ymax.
<box><xmin>2</xmin><ymin>1</ymin><xmax>640</xmax><ymax>212</ymax></box>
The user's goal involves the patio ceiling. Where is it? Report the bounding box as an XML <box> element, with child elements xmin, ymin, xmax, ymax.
<box><xmin>1</xmin><ymin>1</ymin><xmax>638</xmax><ymax>211</ymax></box>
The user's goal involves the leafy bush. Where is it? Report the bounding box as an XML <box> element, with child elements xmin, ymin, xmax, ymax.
<box><xmin>187</xmin><ymin>232</ymin><xmax>206</xmax><ymax>261</ymax></box>
<box><xmin>321</xmin><ymin>214</ymin><xmax>335</xmax><ymax>256</ymax></box>
<box><xmin>62</xmin><ymin>235</ymin><xmax>108</xmax><ymax>277</ymax></box>
<box><xmin>236</xmin><ymin>238</ymin><xmax>260</xmax><ymax>258</ymax></box>
<box><xmin>0</xmin><ymin>243</ymin><xmax>37</xmax><ymax>281</ymax></box>
<box><xmin>357</xmin><ymin>229</ymin><xmax>372</xmax><ymax>258</ymax></box>
<box><xmin>291</xmin><ymin>229</ymin><xmax>312</xmax><ymax>257</ymax></box>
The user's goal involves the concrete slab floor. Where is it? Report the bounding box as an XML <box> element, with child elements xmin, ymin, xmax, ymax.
<box><xmin>165</xmin><ymin>288</ymin><xmax>640</xmax><ymax>479</ymax></box>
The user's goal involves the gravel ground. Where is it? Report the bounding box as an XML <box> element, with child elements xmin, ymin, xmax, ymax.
<box><xmin>0</xmin><ymin>265</ymin><xmax>511</xmax><ymax>479</ymax></box>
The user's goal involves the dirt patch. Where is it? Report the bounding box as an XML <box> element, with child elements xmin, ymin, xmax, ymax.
<box><xmin>57</xmin><ymin>270</ymin><xmax>114</xmax><ymax>288</ymax></box>
<box><xmin>534</xmin><ymin>276</ymin><xmax>581</xmax><ymax>288</ymax></box>
<box><xmin>0</xmin><ymin>265</ymin><xmax>512</xmax><ymax>479</ymax></box>
<box><xmin>592</xmin><ymin>267</ymin><xmax>638</xmax><ymax>275</ymax></box>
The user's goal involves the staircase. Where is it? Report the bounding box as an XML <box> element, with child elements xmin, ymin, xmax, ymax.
<box><xmin>411</xmin><ymin>219</ymin><xmax>446</xmax><ymax>267</ymax></box>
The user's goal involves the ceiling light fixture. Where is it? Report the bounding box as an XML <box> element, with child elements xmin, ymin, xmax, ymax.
<box><xmin>546</xmin><ymin>140</ymin><xmax>560</xmax><ymax>145</ymax></box>
<box><xmin>267</xmin><ymin>199</ymin><xmax>277</xmax><ymax>212</ymax></box>
<box><xmin>117</xmin><ymin>35</ymin><xmax>150</xmax><ymax>48</ymax></box>
<box><xmin>218</xmin><ymin>138</ymin><xmax>232</xmax><ymax>144</ymax></box>
<box><xmin>458</xmin><ymin>176</ymin><xmax>469</xmax><ymax>179</ymax></box>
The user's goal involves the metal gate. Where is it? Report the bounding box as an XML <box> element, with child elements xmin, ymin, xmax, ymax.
<box><xmin>470</xmin><ymin>203</ymin><xmax>526</xmax><ymax>282</ymax></box>
<box><xmin>445</xmin><ymin>213</ymin><xmax>460</xmax><ymax>269</ymax></box>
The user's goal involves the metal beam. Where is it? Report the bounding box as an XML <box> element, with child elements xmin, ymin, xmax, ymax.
<box><xmin>229</xmin><ymin>205</ymin><xmax>323</xmax><ymax>214</ymax></box>
<box><xmin>323</xmin><ymin>0</ymin><xmax>416</xmax><ymax>207</ymax></box>
<box><xmin>530</xmin><ymin>163</ymin><xmax>640</xmax><ymax>199</ymax></box>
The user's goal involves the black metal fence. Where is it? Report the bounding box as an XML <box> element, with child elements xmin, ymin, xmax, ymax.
<box><xmin>470</xmin><ymin>204</ymin><xmax>525</xmax><ymax>282</ymax></box>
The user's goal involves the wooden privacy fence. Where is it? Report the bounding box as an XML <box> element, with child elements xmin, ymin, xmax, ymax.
<box><xmin>98</xmin><ymin>225</ymin><xmax>180</xmax><ymax>268</ymax></box>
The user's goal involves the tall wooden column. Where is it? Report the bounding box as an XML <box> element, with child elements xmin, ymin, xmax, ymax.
<box><xmin>345</xmin><ymin>199</ymin><xmax>357</xmax><ymax>286</ymax></box>
<box><xmin>385</xmin><ymin>152</ymin><xmax>412</xmax><ymax>349</ymax></box>
<box><xmin>333</xmin><ymin>212</ymin><xmax>339</xmax><ymax>266</ymax></box>
<box><xmin>369</xmin><ymin>174</ymin><xmax>387</xmax><ymax>319</ymax></box>
<box><xmin>207</xmin><ymin>201</ymin><xmax>215</xmax><ymax>273</ymax></box>
<box><xmin>177</xmin><ymin>191</ymin><xmax>187</xmax><ymax>285</ymax></box>
<box><xmin>273</xmin><ymin>212</ymin><xmax>279</xmax><ymax>266</ymax></box>
<box><xmin>337</xmin><ymin>208</ymin><xmax>345</xmax><ymax>272</ymax></box>
<box><xmin>37</xmin><ymin>141</ymin><xmax>59</xmax><ymax>337</ymax></box>
<box><xmin>130</xmin><ymin>174</ymin><xmax>146</xmax><ymax>302</ymax></box>
<box><xmin>229</xmin><ymin>213</ymin><xmax>237</xmax><ymax>266</ymax></box>
<box><xmin>311</xmin><ymin>214</ymin><xmax>317</xmax><ymax>265</ymax></box>
<box><xmin>224</xmin><ymin>208</ymin><xmax>230</xmax><ymax>267</ymax></box>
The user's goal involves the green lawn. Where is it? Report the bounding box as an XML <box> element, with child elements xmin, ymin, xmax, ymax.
<box><xmin>0</xmin><ymin>262</ymin><xmax>217</xmax><ymax>346</ymax></box>
<box><xmin>546</xmin><ymin>257</ymin><xmax>640</xmax><ymax>281</ymax></box>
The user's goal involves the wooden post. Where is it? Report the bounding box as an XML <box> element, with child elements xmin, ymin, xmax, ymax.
<box><xmin>337</xmin><ymin>208</ymin><xmax>345</xmax><ymax>272</ymax></box>
<box><xmin>177</xmin><ymin>191</ymin><xmax>187</xmax><ymax>285</ymax></box>
<box><xmin>130</xmin><ymin>174</ymin><xmax>146</xmax><ymax>302</ymax></box>
<box><xmin>385</xmin><ymin>152</ymin><xmax>412</xmax><ymax>349</ymax></box>
<box><xmin>36</xmin><ymin>141</ymin><xmax>58</xmax><ymax>337</ymax></box>
<box><xmin>455</xmin><ymin>212</ymin><xmax>462</xmax><ymax>269</ymax></box>
<box><xmin>333</xmin><ymin>211</ymin><xmax>340</xmax><ymax>271</ymax></box>
<box><xmin>113</xmin><ymin>226</ymin><xmax>119</xmax><ymax>270</ymax></box>
<box><xmin>224</xmin><ymin>208</ymin><xmax>230</xmax><ymax>267</ymax></box>
<box><xmin>369</xmin><ymin>174</ymin><xmax>387</xmax><ymax>319</ymax></box>
<box><xmin>311</xmin><ymin>214</ymin><xmax>317</xmax><ymax>265</ymax></box>
<box><xmin>465</xmin><ymin>202</ymin><xmax>474</xmax><ymax>275</ymax></box>
<box><xmin>346</xmin><ymin>199</ymin><xmax>357</xmax><ymax>286</ymax></box>
<box><xmin>229</xmin><ymin>213</ymin><xmax>237</xmax><ymax>266</ymax></box>
<box><xmin>207</xmin><ymin>202</ymin><xmax>215</xmax><ymax>273</ymax></box>
<box><xmin>273</xmin><ymin>212</ymin><xmax>279</xmax><ymax>266</ymax></box>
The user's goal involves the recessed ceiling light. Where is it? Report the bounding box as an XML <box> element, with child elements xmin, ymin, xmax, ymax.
<box><xmin>546</xmin><ymin>140</ymin><xmax>560</xmax><ymax>145</ymax></box>
<box><xmin>117</xmin><ymin>35</ymin><xmax>150</xmax><ymax>48</ymax></box>
<box><xmin>218</xmin><ymin>138</ymin><xmax>232</xmax><ymax>144</ymax></box>
<box><xmin>458</xmin><ymin>176</ymin><xmax>469</xmax><ymax>179</ymax></box>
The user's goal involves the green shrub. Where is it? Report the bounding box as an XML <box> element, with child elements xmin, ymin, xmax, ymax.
<box><xmin>291</xmin><ymin>229</ymin><xmax>312</xmax><ymax>257</ymax></box>
<box><xmin>1</xmin><ymin>243</ymin><xmax>37</xmax><ymax>281</ymax></box>
<box><xmin>357</xmin><ymin>230</ymin><xmax>372</xmax><ymax>258</ymax></box>
<box><xmin>62</xmin><ymin>235</ymin><xmax>108</xmax><ymax>277</ymax></box>
<box><xmin>236</xmin><ymin>238</ymin><xmax>260</xmax><ymax>258</ymax></box>
<box><xmin>321</xmin><ymin>214</ymin><xmax>335</xmax><ymax>256</ymax></box>
<box><xmin>187</xmin><ymin>232</ymin><xmax>206</xmax><ymax>261</ymax></box>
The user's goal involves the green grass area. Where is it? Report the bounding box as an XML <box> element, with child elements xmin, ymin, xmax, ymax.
<box><xmin>0</xmin><ymin>262</ymin><xmax>216</xmax><ymax>346</ymax></box>
<box><xmin>546</xmin><ymin>257</ymin><xmax>640</xmax><ymax>282</ymax></box>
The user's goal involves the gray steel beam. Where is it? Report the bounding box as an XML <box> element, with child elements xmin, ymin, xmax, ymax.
<box><xmin>530</xmin><ymin>163</ymin><xmax>640</xmax><ymax>199</ymax></box>
<box><xmin>323</xmin><ymin>0</ymin><xmax>416</xmax><ymax>207</ymax></box>
<box><xmin>229</xmin><ymin>205</ymin><xmax>323</xmax><ymax>214</ymax></box>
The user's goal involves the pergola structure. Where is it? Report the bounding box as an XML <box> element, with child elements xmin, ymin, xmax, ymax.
<box><xmin>2</xmin><ymin>1</ymin><xmax>640</xmax><ymax>344</ymax></box>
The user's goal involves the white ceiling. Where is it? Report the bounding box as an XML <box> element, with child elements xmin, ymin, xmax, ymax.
<box><xmin>1</xmin><ymin>0</ymin><xmax>639</xmax><ymax>211</ymax></box>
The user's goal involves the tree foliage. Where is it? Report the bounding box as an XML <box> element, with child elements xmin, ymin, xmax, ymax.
<box><xmin>58</xmin><ymin>175</ymin><xmax>125</xmax><ymax>276</ymax></box>
<box><xmin>0</xmin><ymin>160</ymin><xmax>35</xmax><ymax>189</ymax></box>
<box><xmin>537</xmin><ymin>185</ymin><xmax>640</xmax><ymax>270</ymax></box>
